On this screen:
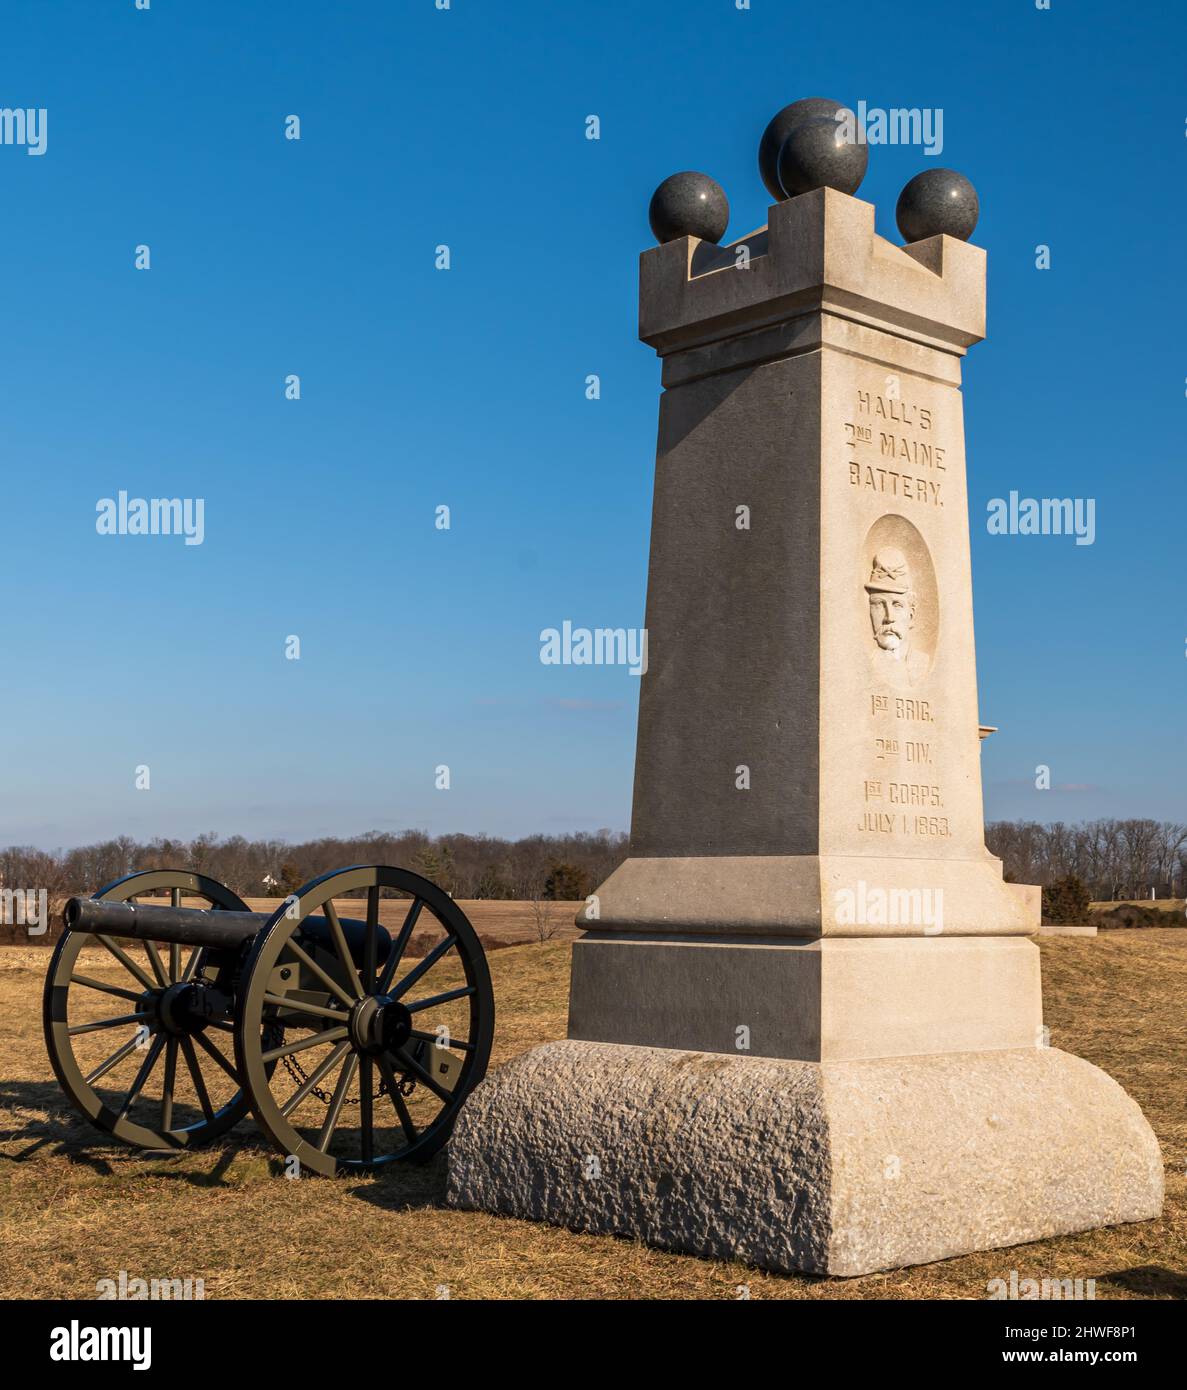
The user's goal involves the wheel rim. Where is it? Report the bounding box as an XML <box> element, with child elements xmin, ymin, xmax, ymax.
<box><xmin>43</xmin><ymin>870</ymin><xmax>256</xmax><ymax>1150</ymax></box>
<box><xmin>235</xmin><ymin>865</ymin><xmax>494</xmax><ymax>1176</ymax></box>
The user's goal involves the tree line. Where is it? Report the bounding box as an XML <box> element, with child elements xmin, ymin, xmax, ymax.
<box><xmin>1</xmin><ymin>818</ymin><xmax>1181</xmax><ymax>945</ymax></box>
<box><xmin>985</xmin><ymin>818</ymin><xmax>1187</xmax><ymax>901</ymax></box>
<box><xmin>0</xmin><ymin>828</ymin><xmax>628</xmax><ymax>917</ymax></box>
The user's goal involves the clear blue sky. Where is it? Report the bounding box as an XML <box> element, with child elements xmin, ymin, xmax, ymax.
<box><xmin>1</xmin><ymin>0</ymin><xmax>1183</xmax><ymax>850</ymax></box>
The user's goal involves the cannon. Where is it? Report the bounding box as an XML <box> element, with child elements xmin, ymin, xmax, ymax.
<box><xmin>43</xmin><ymin>864</ymin><xmax>494</xmax><ymax>1175</ymax></box>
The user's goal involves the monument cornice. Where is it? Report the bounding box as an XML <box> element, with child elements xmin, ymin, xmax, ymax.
<box><xmin>658</xmin><ymin>306</ymin><xmax>970</xmax><ymax>390</ymax></box>
<box><xmin>640</xmin><ymin>187</ymin><xmax>985</xmax><ymax>365</ymax></box>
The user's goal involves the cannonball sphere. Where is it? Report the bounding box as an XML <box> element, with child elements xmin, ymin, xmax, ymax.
<box><xmin>648</xmin><ymin>170</ymin><xmax>730</xmax><ymax>245</ymax></box>
<box><xmin>775</xmin><ymin>115</ymin><xmax>868</xmax><ymax>198</ymax></box>
<box><xmin>896</xmin><ymin>168</ymin><xmax>980</xmax><ymax>243</ymax></box>
<box><xmin>758</xmin><ymin>97</ymin><xmax>856</xmax><ymax>201</ymax></box>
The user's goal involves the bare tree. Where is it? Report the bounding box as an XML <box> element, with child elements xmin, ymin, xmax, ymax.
<box><xmin>521</xmin><ymin>869</ymin><xmax>560</xmax><ymax>942</ymax></box>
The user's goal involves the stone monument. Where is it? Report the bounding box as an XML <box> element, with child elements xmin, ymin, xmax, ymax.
<box><xmin>446</xmin><ymin>100</ymin><xmax>1163</xmax><ymax>1275</ymax></box>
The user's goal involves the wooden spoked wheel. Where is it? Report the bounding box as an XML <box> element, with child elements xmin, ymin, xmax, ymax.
<box><xmin>42</xmin><ymin>870</ymin><xmax>255</xmax><ymax>1151</ymax></box>
<box><xmin>234</xmin><ymin>865</ymin><xmax>494</xmax><ymax>1176</ymax></box>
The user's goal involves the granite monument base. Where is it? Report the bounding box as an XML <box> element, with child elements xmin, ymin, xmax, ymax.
<box><xmin>445</xmin><ymin>1039</ymin><xmax>1162</xmax><ymax>1277</ymax></box>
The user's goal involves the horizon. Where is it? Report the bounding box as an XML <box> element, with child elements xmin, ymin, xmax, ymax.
<box><xmin>2</xmin><ymin>812</ymin><xmax>1183</xmax><ymax>860</ymax></box>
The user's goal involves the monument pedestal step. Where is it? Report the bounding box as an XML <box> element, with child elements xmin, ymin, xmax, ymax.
<box><xmin>581</xmin><ymin>854</ymin><xmax>1039</xmax><ymax>937</ymax></box>
<box><xmin>445</xmin><ymin>1039</ymin><xmax>1162</xmax><ymax>1277</ymax></box>
<box><xmin>568</xmin><ymin>933</ymin><xmax>1043</xmax><ymax>1061</ymax></box>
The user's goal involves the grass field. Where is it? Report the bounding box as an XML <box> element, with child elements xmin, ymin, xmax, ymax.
<box><xmin>1</xmin><ymin>929</ymin><xmax>1184</xmax><ymax>1300</ymax></box>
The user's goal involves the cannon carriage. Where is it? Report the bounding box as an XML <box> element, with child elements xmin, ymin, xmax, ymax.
<box><xmin>43</xmin><ymin>864</ymin><xmax>494</xmax><ymax>1175</ymax></box>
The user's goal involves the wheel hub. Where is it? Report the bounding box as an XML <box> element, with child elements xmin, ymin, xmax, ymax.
<box><xmin>349</xmin><ymin>993</ymin><xmax>412</xmax><ymax>1055</ymax></box>
<box><xmin>155</xmin><ymin>981</ymin><xmax>209</xmax><ymax>1036</ymax></box>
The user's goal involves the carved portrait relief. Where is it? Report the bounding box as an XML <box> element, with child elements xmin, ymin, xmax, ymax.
<box><xmin>861</xmin><ymin>517</ymin><xmax>937</xmax><ymax>688</ymax></box>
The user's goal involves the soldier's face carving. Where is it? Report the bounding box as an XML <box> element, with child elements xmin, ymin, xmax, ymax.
<box><xmin>869</xmin><ymin>591</ymin><xmax>914</xmax><ymax>652</ymax></box>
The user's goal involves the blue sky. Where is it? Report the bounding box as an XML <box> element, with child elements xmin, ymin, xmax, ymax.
<box><xmin>1</xmin><ymin>0</ymin><xmax>1183</xmax><ymax>849</ymax></box>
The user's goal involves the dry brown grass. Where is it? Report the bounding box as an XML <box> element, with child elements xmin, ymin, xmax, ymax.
<box><xmin>1</xmin><ymin>931</ymin><xmax>1183</xmax><ymax>1300</ymax></box>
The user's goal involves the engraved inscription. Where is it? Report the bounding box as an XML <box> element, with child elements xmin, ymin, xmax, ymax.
<box><xmin>858</xmin><ymin>811</ymin><xmax>951</xmax><ymax>837</ymax></box>
<box><xmin>861</xmin><ymin>779</ymin><xmax>944</xmax><ymax>809</ymax></box>
<box><xmin>845</xmin><ymin>387</ymin><xmax>946</xmax><ymax>506</ymax></box>
<box><xmin>871</xmin><ymin>695</ymin><xmax>935</xmax><ymax>722</ymax></box>
<box><xmin>887</xmin><ymin>783</ymin><xmax>943</xmax><ymax>807</ymax></box>
<box><xmin>879</xmin><ymin>434</ymin><xmax>945</xmax><ymax>470</ymax></box>
<box><xmin>864</xmin><ymin>678</ymin><xmax>948</xmax><ymax>836</ymax></box>
<box><xmin>849</xmin><ymin>462</ymin><xmax>943</xmax><ymax>506</ymax></box>
<box><xmin>856</xmin><ymin>390</ymin><xmax>933</xmax><ymax>431</ymax></box>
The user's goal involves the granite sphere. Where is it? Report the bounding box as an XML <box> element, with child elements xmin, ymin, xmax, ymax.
<box><xmin>758</xmin><ymin>97</ymin><xmax>856</xmax><ymax>200</ymax></box>
<box><xmin>648</xmin><ymin>171</ymin><xmax>730</xmax><ymax>245</ymax></box>
<box><xmin>775</xmin><ymin>115</ymin><xmax>868</xmax><ymax>198</ymax></box>
<box><xmin>896</xmin><ymin>168</ymin><xmax>979</xmax><ymax>243</ymax></box>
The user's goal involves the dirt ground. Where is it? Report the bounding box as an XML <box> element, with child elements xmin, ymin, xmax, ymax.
<box><xmin>0</xmin><ymin>929</ymin><xmax>1183</xmax><ymax>1300</ymax></box>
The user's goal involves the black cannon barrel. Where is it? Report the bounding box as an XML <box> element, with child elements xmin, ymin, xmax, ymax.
<box><xmin>62</xmin><ymin>897</ymin><xmax>394</xmax><ymax>961</ymax></box>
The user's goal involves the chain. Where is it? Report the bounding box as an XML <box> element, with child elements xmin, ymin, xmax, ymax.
<box><xmin>280</xmin><ymin>1045</ymin><xmax>416</xmax><ymax>1107</ymax></box>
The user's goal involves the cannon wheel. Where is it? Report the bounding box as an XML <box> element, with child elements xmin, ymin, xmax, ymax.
<box><xmin>235</xmin><ymin>864</ymin><xmax>494</xmax><ymax>1176</ymax></box>
<box><xmin>43</xmin><ymin>869</ymin><xmax>257</xmax><ymax>1151</ymax></box>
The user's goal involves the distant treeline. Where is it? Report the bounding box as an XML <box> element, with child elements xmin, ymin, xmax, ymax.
<box><xmin>0</xmin><ymin>829</ymin><xmax>629</xmax><ymax>913</ymax></box>
<box><xmin>1</xmin><ymin>818</ymin><xmax>1181</xmax><ymax>933</ymax></box>
<box><xmin>986</xmin><ymin>818</ymin><xmax>1187</xmax><ymax>901</ymax></box>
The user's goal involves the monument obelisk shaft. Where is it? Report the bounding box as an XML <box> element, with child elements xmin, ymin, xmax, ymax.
<box><xmin>567</xmin><ymin>189</ymin><xmax>1041</xmax><ymax>1063</ymax></box>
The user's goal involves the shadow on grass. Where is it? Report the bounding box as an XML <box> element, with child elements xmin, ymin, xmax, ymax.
<box><xmin>4</xmin><ymin>1075</ymin><xmax>451</xmax><ymax>1208</ymax></box>
<box><xmin>1096</xmin><ymin>1265</ymin><xmax>1187</xmax><ymax>1298</ymax></box>
<box><xmin>0</xmin><ymin>1078</ymin><xmax>121</xmax><ymax>1174</ymax></box>
<box><xmin>0</xmin><ymin>1078</ymin><xmax>279</xmax><ymax>1183</ymax></box>
<box><xmin>142</xmin><ymin>1136</ymin><xmax>285</xmax><ymax>1187</ymax></box>
<box><xmin>347</xmin><ymin>1151</ymin><xmax>449</xmax><ymax>1211</ymax></box>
